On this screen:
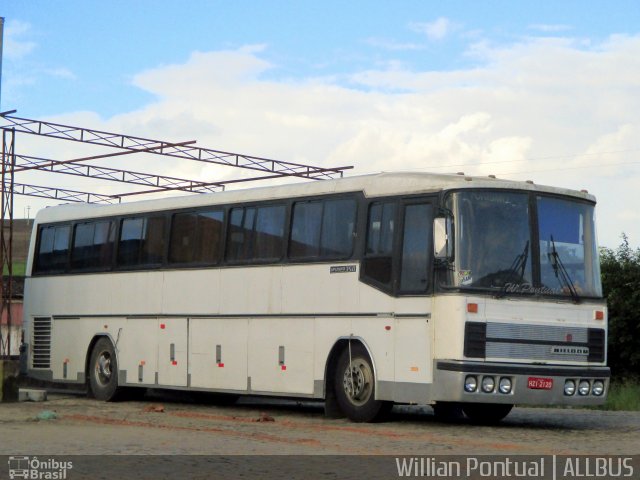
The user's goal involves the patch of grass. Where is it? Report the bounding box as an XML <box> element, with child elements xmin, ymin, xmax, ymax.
<box><xmin>2</xmin><ymin>261</ymin><xmax>25</xmax><ymax>276</ymax></box>
<box><xmin>598</xmin><ymin>380</ymin><xmax>640</xmax><ymax>411</ymax></box>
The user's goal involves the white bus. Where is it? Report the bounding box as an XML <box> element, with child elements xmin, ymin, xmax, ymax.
<box><xmin>22</xmin><ymin>172</ymin><xmax>609</xmax><ymax>422</ymax></box>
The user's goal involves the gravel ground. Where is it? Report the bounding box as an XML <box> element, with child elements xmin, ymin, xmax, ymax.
<box><xmin>1</xmin><ymin>391</ymin><xmax>638</xmax><ymax>456</ymax></box>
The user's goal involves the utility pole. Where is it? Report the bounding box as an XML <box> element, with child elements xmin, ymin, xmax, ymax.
<box><xmin>0</xmin><ymin>17</ymin><xmax>4</xmax><ymax>109</ymax></box>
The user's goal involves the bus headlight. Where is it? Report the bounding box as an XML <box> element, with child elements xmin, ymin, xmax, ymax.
<box><xmin>592</xmin><ymin>380</ymin><xmax>605</xmax><ymax>396</ymax></box>
<box><xmin>498</xmin><ymin>377</ymin><xmax>512</xmax><ymax>394</ymax></box>
<box><xmin>464</xmin><ymin>375</ymin><xmax>478</xmax><ymax>392</ymax></box>
<box><xmin>578</xmin><ymin>380</ymin><xmax>591</xmax><ymax>396</ymax></box>
<box><xmin>481</xmin><ymin>376</ymin><xmax>495</xmax><ymax>393</ymax></box>
<box><xmin>564</xmin><ymin>380</ymin><xmax>576</xmax><ymax>396</ymax></box>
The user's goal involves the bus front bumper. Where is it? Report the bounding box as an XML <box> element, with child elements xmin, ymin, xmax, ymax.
<box><xmin>433</xmin><ymin>360</ymin><xmax>610</xmax><ymax>406</ymax></box>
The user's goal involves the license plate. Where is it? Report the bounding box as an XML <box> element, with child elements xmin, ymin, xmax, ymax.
<box><xmin>527</xmin><ymin>377</ymin><xmax>553</xmax><ymax>390</ymax></box>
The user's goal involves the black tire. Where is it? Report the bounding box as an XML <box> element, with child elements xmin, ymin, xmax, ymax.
<box><xmin>334</xmin><ymin>343</ymin><xmax>392</xmax><ymax>422</ymax></box>
<box><xmin>89</xmin><ymin>337</ymin><xmax>121</xmax><ymax>401</ymax></box>
<box><xmin>432</xmin><ymin>402</ymin><xmax>465</xmax><ymax>422</ymax></box>
<box><xmin>462</xmin><ymin>403</ymin><xmax>513</xmax><ymax>424</ymax></box>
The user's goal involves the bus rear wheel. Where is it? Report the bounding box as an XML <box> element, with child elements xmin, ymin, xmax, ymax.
<box><xmin>89</xmin><ymin>337</ymin><xmax>121</xmax><ymax>401</ymax></box>
<box><xmin>462</xmin><ymin>403</ymin><xmax>513</xmax><ymax>424</ymax></box>
<box><xmin>334</xmin><ymin>343</ymin><xmax>391</xmax><ymax>422</ymax></box>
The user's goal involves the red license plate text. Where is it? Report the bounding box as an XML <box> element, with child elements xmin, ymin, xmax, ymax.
<box><xmin>527</xmin><ymin>377</ymin><xmax>553</xmax><ymax>390</ymax></box>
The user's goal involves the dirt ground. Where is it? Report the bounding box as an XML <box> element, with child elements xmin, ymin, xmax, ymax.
<box><xmin>1</xmin><ymin>390</ymin><xmax>638</xmax><ymax>456</ymax></box>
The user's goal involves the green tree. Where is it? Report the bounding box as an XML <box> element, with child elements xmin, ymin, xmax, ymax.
<box><xmin>600</xmin><ymin>234</ymin><xmax>640</xmax><ymax>379</ymax></box>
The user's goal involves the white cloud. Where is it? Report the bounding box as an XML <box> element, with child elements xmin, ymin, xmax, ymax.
<box><xmin>3</xmin><ymin>20</ymin><xmax>37</xmax><ymax>60</ymax></box>
<box><xmin>410</xmin><ymin>17</ymin><xmax>455</xmax><ymax>41</ymax></box>
<box><xmin>11</xmin><ymin>35</ymin><xmax>640</xmax><ymax>248</ymax></box>
<box><xmin>44</xmin><ymin>68</ymin><xmax>77</xmax><ymax>80</ymax></box>
<box><xmin>528</xmin><ymin>24</ymin><xmax>573</xmax><ymax>33</ymax></box>
<box><xmin>365</xmin><ymin>37</ymin><xmax>425</xmax><ymax>51</ymax></box>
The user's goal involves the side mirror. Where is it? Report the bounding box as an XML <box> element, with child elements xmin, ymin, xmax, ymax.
<box><xmin>433</xmin><ymin>217</ymin><xmax>452</xmax><ymax>259</ymax></box>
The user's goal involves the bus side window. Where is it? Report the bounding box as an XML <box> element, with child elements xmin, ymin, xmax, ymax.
<box><xmin>35</xmin><ymin>224</ymin><xmax>71</xmax><ymax>273</ymax></box>
<box><xmin>289</xmin><ymin>201</ymin><xmax>323</xmax><ymax>258</ymax></box>
<box><xmin>227</xmin><ymin>207</ymin><xmax>256</xmax><ymax>262</ymax></box>
<box><xmin>253</xmin><ymin>205</ymin><xmax>286</xmax><ymax>260</ymax></box>
<box><xmin>289</xmin><ymin>197</ymin><xmax>356</xmax><ymax>261</ymax></box>
<box><xmin>362</xmin><ymin>201</ymin><xmax>397</xmax><ymax>288</ymax></box>
<box><xmin>320</xmin><ymin>198</ymin><xmax>357</xmax><ymax>258</ymax></box>
<box><xmin>71</xmin><ymin>220</ymin><xmax>116</xmax><ymax>270</ymax></box>
<box><xmin>169</xmin><ymin>210</ymin><xmax>224</xmax><ymax>265</ymax></box>
<box><xmin>117</xmin><ymin>216</ymin><xmax>166</xmax><ymax>267</ymax></box>
<box><xmin>399</xmin><ymin>203</ymin><xmax>433</xmax><ymax>292</ymax></box>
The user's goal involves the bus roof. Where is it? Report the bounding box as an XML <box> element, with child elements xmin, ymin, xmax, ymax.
<box><xmin>32</xmin><ymin>171</ymin><xmax>596</xmax><ymax>224</ymax></box>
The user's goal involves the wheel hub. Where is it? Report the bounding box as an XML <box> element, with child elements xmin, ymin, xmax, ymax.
<box><xmin>342</xmin><ymin>359</ymin><xmax>373</xmax><ymax>406</ymax></box>
<box><xmin>96</xmin><ymin>352</ymin><xmax>112</xmax><ymax>385</ymax></box>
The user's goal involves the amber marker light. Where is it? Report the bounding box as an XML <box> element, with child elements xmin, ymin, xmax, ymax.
<box><xmin>467</xmin><ymin>303</ymin><xmax>479</xmax><ymax>314</ymax></box>
<box><xmin>594</xmin><ymin>310</ymin><xmax>604</xmax><ymax>321</ymax></box>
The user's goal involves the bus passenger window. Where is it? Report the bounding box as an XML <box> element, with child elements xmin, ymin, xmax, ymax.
<box><xmin>227</xmin><ymin>207</ymin><xmax>256</xmax><ymax>261</ymax></box>
<box><xmin>36</xmin><ymin>225</ymin><xmax>71</xmax><ymax>273</ymax></box>
<box><xmin>117</xmin><ymin>216</ymin><xmax>166</xmax><ymax>266</ymax></box>
<box><xmin>290</xmin><ymin>201</ymin><xmax>322</xmax><ymax>258</ymax></box>
<box><xmin>71</xmin><ymin>220</ymin><xmax>115</xmax><ymax>270</ymax></box>
<box><xmin>400</xmin><ymin>204</ymin><xmax>433</xmax><ymax>292</ymax></box>
<box><xmin>320</xmin><ymin>199</ymin><xmax>356</xmax><ymax>257</ymax></box>
<box><xmin>169</xmin><ymin>210</ymin><xmax>224</xmax><ymax>264</ymax></box>
<box><xmin>254</xmin><ymin>205</ymin><xmax>286</xmax><ymax>260</ymax></box>
<box><xmin>363</xmin><ymin>202</ymin><xmax>396</xmax><ymax>287</ymax></box>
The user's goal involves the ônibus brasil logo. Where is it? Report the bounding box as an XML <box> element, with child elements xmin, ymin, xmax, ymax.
<box><xmin>8</xmin><ymin>456</ymin><xmax>73</xmax><ymax>479</ymax></box>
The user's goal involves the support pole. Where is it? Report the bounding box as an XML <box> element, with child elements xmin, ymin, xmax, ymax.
<box><xmin>1</xmin><ymin>127</ymin><xmax>15</xmax><ymax>357</ymax></box>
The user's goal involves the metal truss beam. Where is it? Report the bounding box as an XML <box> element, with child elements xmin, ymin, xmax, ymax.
<box><xmin>13</xmin><ymin>182</ymin><xmax>121</xmax><ymax>204</ymax></box>
<box><xmin>0</xmin><ymin>113</ymin><xmax>352</xmax><ymax>180</ymax></box>
<box><xmin>14</xmin><ymin>154</ymin><xmax>225</xmax><ymax>194</ymax></box>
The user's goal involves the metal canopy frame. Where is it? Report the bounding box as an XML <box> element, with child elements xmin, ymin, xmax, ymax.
<box><xmin>0</xmin><ymin>109</ymin><xmax>352</xmax><ymax>357</ymax></box>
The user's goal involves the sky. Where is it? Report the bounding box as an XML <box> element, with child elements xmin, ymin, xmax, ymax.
<box><xmin>1</xmin><ymin>1</ymin><xmax>640</xmax><ymax>248</ymax></box>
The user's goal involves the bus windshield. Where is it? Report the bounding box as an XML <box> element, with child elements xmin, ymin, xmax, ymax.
<box><xmin>447</xmin><ymin>190</ymin><xmax>602</xmax><ymax>298</ymax></box>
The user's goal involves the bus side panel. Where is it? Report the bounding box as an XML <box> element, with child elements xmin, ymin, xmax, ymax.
<box><xmin>393</xmin><ymin>317</ymin><xmax>433</xmax><ymax>403</ymax></box>
<box><xmin>220</xmin><ymin>267</ymin><xmax>282</xmax><ymax>315</ymax></box>
<box><xmin>120</xmin><ymin>318</ymin><xmax>159</xmax><ymax>386</ymax></box>
<box><xmin>157</xmin><ymin>318</ymin><xmax>188</xmax><ymax>387</ymax></box>
<box><xmin>50</xmin><ymin>318</ymin><xmax>93</xmax><ymax>382</ymax></box>
<box><xmin>189</xmin><ymin>317</ymin><xmax>248</xmax><ymax>391</ymax></box>
<box><xmin>162</xmin><ymin>270</ymin><xmax>221</xmax><ymax>315</ymax></box>
<box><xmin>432</xmin><ymin>295</ymin><xmax>467</xmax><ymax>360</ymax></box>
<box><xmin>248</xmin><ymin>318</ymin><xmax>314</xmax><ymax>394</ymax></box>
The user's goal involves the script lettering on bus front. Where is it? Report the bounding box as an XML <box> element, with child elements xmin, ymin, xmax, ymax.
<box><xmin>503</xmin><ymin>283</ymin><xmax>560</xmax><ymax>295</ymax></box>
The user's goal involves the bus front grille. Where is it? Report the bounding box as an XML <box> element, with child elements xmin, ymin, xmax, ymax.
<box><xmin>32</xmin><ymin>317</ymin><xmax>52</xmax><ymax>369</ymax></box>
<box><xmin>464</xmin><ymin>321</ymin><xmax>605</xmax><ymax>363</ymax></box>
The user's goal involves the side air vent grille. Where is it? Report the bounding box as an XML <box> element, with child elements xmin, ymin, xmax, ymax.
<box><xmin>464</xmin><ymin>322</ymin><xmax>486</xmax><ymax>358</ymax></box>
<box><xmin>32</xmin><ymin>317</ymin><xmax>52</xmax><ymax>369</ymax></box>
<box><xmin>588</xmin><ymin>328</ymin><xmax>605</xmax><ymax>363</ymax></box>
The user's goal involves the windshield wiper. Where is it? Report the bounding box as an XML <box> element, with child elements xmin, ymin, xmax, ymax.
<box><xmin>548</xmin><ymin>235</ymin><xmax>580</xmax><ymax>304</ymax></box>
<box><xmin>495</xmin><ymin>241</ymin><xmax>529</xmax><ymax>298</ymax></box>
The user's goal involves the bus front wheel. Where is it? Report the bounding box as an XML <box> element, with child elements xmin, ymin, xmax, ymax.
<box><xmin>89</xmin><ymin>337</ymin><xmax>121</xmax><ymax>401</ymax></box>
<box><xmin>462</xmin><ymin>403</ymin><xmax>513</xmax><ymax>424</ymax></box>
<box><xmin>334</xmin><ymin>343</ymin><xmax>391</xmax><ymax>422</ymax></box>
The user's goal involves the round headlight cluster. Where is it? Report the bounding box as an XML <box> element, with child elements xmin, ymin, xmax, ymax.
<box><xmin>481</xmin><ymin>376</ymin><xmax>495</xmax><ymax>393</ymax></box>
<box><xmin>564</xmin><ymin>379</ymin><xmax>576</xmax><ymax>396</ymax></box>
<box><xmin>464</xmin><ymin>375</ymin><xmax>478</xmax><ymax>392</ymax></box>
<box><xmin>578</xmin><ymin>380</ymin><xmax>591</xmax><ymax>396</ymax></box>
<box><xmin>592</xmin><ymin>380</ymin><xmax>605</xmax><ymax>396</ymax></box>
<box><xmin>498</xmin><ymin>377</ymin><xmax>512</xmax><ymax>394</ymax></box>
<box><xmin>464</xmin><ymin>375</ymin><xmax>513</xmax><ymax>394</ymax></box>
